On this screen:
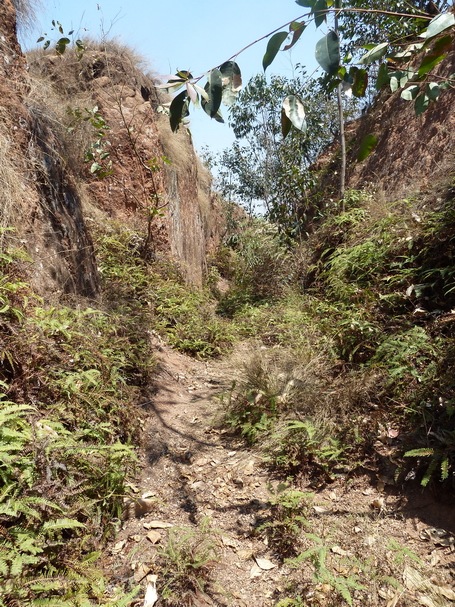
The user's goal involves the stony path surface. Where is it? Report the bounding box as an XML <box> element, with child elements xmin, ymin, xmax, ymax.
<box><xmin>104</xmin><ymin>342</ymin><xmax>455</xmax><ymax>607</ymax></box>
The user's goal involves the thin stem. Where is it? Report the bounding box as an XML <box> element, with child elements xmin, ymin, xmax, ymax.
<box><xmin>199</xmin><ymin>7</ymin><xmax>432</xmax><ymax>79</ymax></box>
<box><xmin>334</xmin><ymin>11</ymin><xmax>346</xmax><ymax>207</ymax></box>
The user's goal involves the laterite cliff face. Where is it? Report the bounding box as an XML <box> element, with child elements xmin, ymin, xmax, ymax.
<box><xmin>315</xmin><ymin>49</ymin><xmax>455</xmax><ymax>204</ymax></box>
<box><xmin>1</xmin><ymin>0</ymin><xmax>223</xmax><ymax>299</ymax></box>
<box><xmin>0</xmin><ymin>0</ymin><xmax>99</xmax><ymax>298</ymax></box>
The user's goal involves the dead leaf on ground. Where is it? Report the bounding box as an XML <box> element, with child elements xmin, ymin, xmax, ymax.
<box><xmin>370</xmin><ymin>497</ymin><xmax>385</xmax><ymax>511</ymax></box>
<box><xmin>143</xmin><ymin>575</ymin><xmax>158</xmax><ymax>607</ymax></box>
<box><xmin>250</xmin><ymin>562</ymin><xmax>262</xmax><ymax>578</ymax></box>
<box><xmin>236</xmin><ymin>549</ymin><xmax>253</xmax><ymax>560</ymax></box>
<box><xmin>255</xmin><ymin>557</ymin><xmax>276</xmax><ymax>570</ymax></box>
<box><xmin>144</xmin><ymin>520</ymin><xmax>173</xmax><ymax>529</ymax></box>
<box><xmin>133</xmin><ymin>562</ymin><xmax>152</xmax><ymax>582</ymax></box>
<box><xmin>313</xmin><ymin>505</ymin><xmax>332</xmax><ymax>514</ymax></box>
<box><xmin>111</xmin><ymin>539</ymin><xmax>127</xmax><ymax>554</ymax></box>
<box><xmin>386</xmin><ymin>589</ymin><xmax>401</xmax><ymax>607</ymax></box>
<box><xmin>331</xmin><ymin>545</ymin><xmax>350</xmax><ymax>556</ymax></box>
<box><xmin>431</xmin><ymin>579</ymin><xmax>455</xmax><ymax>600</ymax></box>
<box><xmin>404</xmin><ymin>565</ymin><xmax>425</xmax><ymax>591</ymax></box>
<box><xmin>146</xmin><ymin>530</ymin><xmax>162</xmax><ymax>544</ymax></box>
<box><xmin>354</xmin><ymin>526</ymin><xmax>362</xmax><ymax>534</ymax></box>
<box><xmin>417</xmin><ymin>594</ymin><xmax>439</xmax><ymax>607</ymax></box>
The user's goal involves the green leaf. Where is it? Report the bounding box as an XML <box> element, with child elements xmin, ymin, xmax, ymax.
<box><xmin>400</xmin><ymin>85</ymin><xmax>420</xmax><ymax>101</ymax></box>
<box><xmin>55</xmin><ymin>37</ymin><xmax>70</xmax><ymax>55</ymax></box>
<box><xmin>186</xmin><ymin>82</ymin><xmax>198</xmax><ymax>104</ymax></box>
<box><xmin>351</xmin><ymin>68</ymin><xmax>368</xmax><ymax>97</ymax></box>
<box><xmin>282</xmin><ymin>95</ymin><xmax>306</xmax><ymax>136</ymax></box>
<box><xmin>315</xmin><ymin>31</ymin><xmax>340</xmax><ymax>75</ymax></box>
<box><xmin>404</xmin><ymin>448</ymin><xmax>434</xmax><ymax>457</ymax></box>
<box><xmin>414</xmin><ymin>93</ymin><xmax>429</xmax><ymax>116</ymax></box>
<box><xmin>169</xmin><ymin>90</ymin><xmax>189</xmax><ymax>132</ymax></box>
<box><xmin>283</xmin><ymin>22</ymin><xmax>306</xmax><ymax>51</ymax></box>
<box><xmin>281</xmin><ymin>110</ymin><xmax>292</xmax><ymax>138</ymax></box>
<box><xmin>295</xmin><ymin>0</ymin><xmax>314</xmax><ymax>6</ymax></box>
<box><xmin>426</xmin><ymin>82</ymin><xmax>440</xmax><ymax>101</ymax></box>
<box><xmin>357</xmin><ymin>134</ymin><xmax>377</xmax><ymax>161</ymax></box>
<box><xmin>359</xmin><ymin>42</ymin><xmax>388</xmax><ymax>65</ymax></box>
<box><xmin>389</xmin><ymin>70</ymin><xmax>411</xmax><ymax>92</ymax></box>
<box><xmin>313</xmin><ymin>0</ymin><xmax>328</xmax><ymax>28</ymax></box>
<box><xmin>43</xmin><ymin>40</ymin><xmax>50</xmax><ymax>50</ymax></box>
<box><xmin>219</xmin><ymin>61</ymin><xmax>242</xmax><ymax>106</ymax></box>
<box><xmin>263</xmin><ymin>31</ymin><xmax>289</xmax><ymax>71</ymax></box>
<box><xmin>376</xmin><ymin>62</ymin><xmax>390</xmax><ymax>90</ymax></box>
<box><xmin>424</xmin><ymin>12</ymin><xmax>455</xmax><ymax>39</ymax></box>
<box><xmin>418</xmin><ymin>51</ymin><xmax>446</xmax><ymax>78</ymax></box>
<box><xmin>41</xmin><ymin>518</ymin><xmax>86</xmax><ymax>532</ymax></box>
<box><xmin>193</xmin><ymin>83</ymin><xmax>209</xmax><ymax>102</ymax></box>
<box><xmin>202</xmin><ymin>69</ymin><xmax>223</xmax><ymax>118</ymax></box>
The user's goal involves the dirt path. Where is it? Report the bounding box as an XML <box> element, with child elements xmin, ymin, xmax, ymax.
<box><xmin>104</xmin><ymin>342</ymin><xmax>455</xmax><ymax>607</ymax></box>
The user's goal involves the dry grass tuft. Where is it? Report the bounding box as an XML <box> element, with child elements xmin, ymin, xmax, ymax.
<box><xmin>12</xmin><ymin>0</ymin><xmax>40</xmax><ymax>34</ymax></box>
<box><xmin>27</xmin><ymin>37</ymin><xmax>153</xmax><ymax>97</ymax></box>
<box><xmin>0</xmin><ymin>117</ymin><xmax>33</xmax><ymax>247</ymax></box>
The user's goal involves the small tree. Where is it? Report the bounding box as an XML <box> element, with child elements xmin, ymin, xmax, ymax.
<box><xmin>157</xmin><ymin>1</ymin><xmax>454</xmax><ymax>206</ymax></box>
<box><xmin>210</xmin><ymin>71</ymin><xmax>357</xmax><ymax>234</ymax></box>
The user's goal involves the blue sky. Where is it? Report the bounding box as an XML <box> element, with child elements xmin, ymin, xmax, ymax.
<box><xmin>21</xmin><ymin>0</ymin><xmax>324</xmax><ymax>156</ymax></box>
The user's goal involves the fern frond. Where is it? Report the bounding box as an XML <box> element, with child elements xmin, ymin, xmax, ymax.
<box><xmin>41</xmin><ymin>518</ymin><xmax>86</xmax><ymax>533</ymax></box>
<box><xmin>440</xmin><ymin>456</ymin><xmax>449</xmax><ymax>481</ymax></box>
<box><xmin>404</xmin><ymin>448</ymin><xmax>434</xmax><ymax>457</ymax></box>
<box><xmin>0</xmin><ymin>404</ymin><xmax>35</xmax><ymax>425</ymax></box>
<box><xmin>421</xmin><ymin>456</ymin><xmax>440</xmax><ymax>487</ymax></box>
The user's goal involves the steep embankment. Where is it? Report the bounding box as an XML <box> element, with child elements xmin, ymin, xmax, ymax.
<box><xmin>1</xmin><ymin>0</ymin><xmax>224</xmax><ymax>297</ymax></box>
<box><xmin>0</xmin><ymin>0</ymin><xmax>98</xmax><ymax>297</ymax></box>
<box><xmin>315</xmin><ymin>49</ymin><xmax>455</xmax><ymax>203</ymax></box>
<box><xmin>26</xmin><ymin>41</ymin><xmax>224</xmax><ymax>287</ymax></box>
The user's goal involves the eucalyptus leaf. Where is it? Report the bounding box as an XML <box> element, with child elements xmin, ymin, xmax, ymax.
<box><xmin>376</xmin><ymin>63</ymin><xmax>390</xmax><ymax>90</ymax></box>
<box><xmin>281</xmin><ymin>110</ymin><xmax>292</xmax><ymax>138</ymax></box>
<box><xmin>357</xmin><ymin>134</ymin><xmax>377</xmax><ymax>162</ymax></box>
<box><xmin>263</xmin><ymin>31</ymin><xmax>289</xmax><ymax>71</ymax></box>
<box><xmin>359</xmin><ymin>42</ymin><xmax>388</xmax><ymax>65</ymax></box>
<box><xmin>401</xmin><ymin>85</ymin><xmax>420</xmax><ymax>101</ymax></box>
<box><xmin>186</xmin><ymin>82</ymin><xmax>198</xmax><ymax>104</ymax></box>
<box><xmin>414</xmin><ymin>93</ymin><xmax>429</xmax><ymax>116</ymax></box>
<box><xmin>418</xmin><ymin>52</ymin><xmax>446</xmax><ymax>78</ymax></box>
<box><xmin>282</xmin><ymin>95</ymin><xmax>306</xmax><ymax>134</ymax></box>
<box><xmin>352</xmin><ymin>68</ymin><xmax>368</xmax><ymax>97</ymax></box>
<box><xmin>283</xmin><ymin>22</ymin><xmax>306</xmax><ymax>51</ymax></box>
<box><xmin>388</xmin><ymin>70</ymin><xmax>411</xmax><ymax>92</ymax></box>
<box><xmin>220</xmin><ymin>61</ymin><xmax>242</xmax><ymax>106</ymax></box>
<box><xmin>315</xmin><ymin>31</ymin><xmax>339</xmax><ymax>75</ymax></box>
<box><xmin>193</xmin><ymin>83</ymin><xmax>209</xmax><ymax>102</ymax></box>
<box><xmin>219</xmin><ymin>61</ymin><xmax>242</xmax><ymax>91</ymax></box>
<box><xmin>313</xmin><ymin>0</ymin><xmax>328</xmax><ymax>28</ymax></box>
<box><xmin>202</xmin><ymin>69</ymin><xmax>223</xmax><ymax>118</ymax></box>
<box><xmin>426</xmin><ymin>82</ymin><xmax>440</xmax><ymax>101</ymax></box>
<box><xmin>169</xmin><ymin>90</ymin><xmax>189</xmax><ymax>132</ymax></box>
<box><xmin>424</xmin><ymin>13</ymin><xmax>455</xmax><ymax>39</ymax></box>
